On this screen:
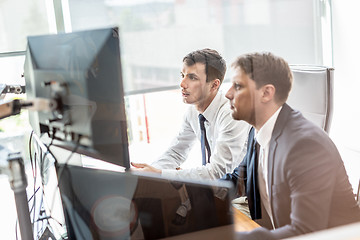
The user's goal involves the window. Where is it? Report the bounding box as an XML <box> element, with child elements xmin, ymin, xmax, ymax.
<box><xmin>0</xmin><ymin>0</ymin><xmax>333</xmax><ymax>165</ymax></box>
<box><xmin>61</xmin><ymin>0</ymin><xmax>329</xmax><ymax>165</ymax></box>
<box><xmin>68</xmin><ymin>0</ymin><xmax>325</xmax><ymax>94</ymax></box>
<box><xmin>0</xmin><ymin>0</ymin><xmax>53</xmax><ymax>53</ymax></box>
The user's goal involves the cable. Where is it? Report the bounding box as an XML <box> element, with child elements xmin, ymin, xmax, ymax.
<box><xmin>29</xmin><ymin>131</ymin><xmax>34</xmax><ymax>176</ymax></box>
<box><xmin>27</xmin><ymin>131</ymin><xmax>64</xmax><ymax>239</ymax></box>
<box><xmin>28</xmin><ymin>186</ymin><xmax>41</xmax><ymax>214</ymax></box>
<box><xmin>38</xmin><ymin>185</ymin><xmax>65</xmax><ymax>239</ymax></box>
<box><xmin>28</xmin><ymin>131</ymin><xmax>37</xmax><ymax>219</ymax></box>
<box><xmin>54</xmin><ymin>138</ymin><xmax>80</xmax><ymax>202</ymax></box>
<box><xmin>36</xmin><ymin>137</ymin><xmax>66</xmax><ymax>239</ymax></box>
<box><xmin>47</xmin><ymin>138</ymin><xmax>80</xmax><ymax>236</ymax></box>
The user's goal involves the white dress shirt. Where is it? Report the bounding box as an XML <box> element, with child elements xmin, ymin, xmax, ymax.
<box><xmin>151</xmin><ymin>90</ymin><xmax>250</xmax><ymax>180</ymax></box>
<box><xmin>255</xmin><ymin>106</ymin><xmax>282</xmax><ymax>228</ymax></box>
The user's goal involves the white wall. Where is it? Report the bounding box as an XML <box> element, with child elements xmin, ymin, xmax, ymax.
<box><xmin>330</xmin><ymin>0</ymin><xmax>360</xmax><ymax>191</ymax></box>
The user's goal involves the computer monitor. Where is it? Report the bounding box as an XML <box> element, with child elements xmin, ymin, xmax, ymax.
<box><xmin>23</xmin><ymin>27</ymin><xmax>130</xmax><ymax>168</ymax></box>
<box><xmin>57</xmin><ymin>164</ymin><xmax>235</xmax><ymax>240</ymax></box>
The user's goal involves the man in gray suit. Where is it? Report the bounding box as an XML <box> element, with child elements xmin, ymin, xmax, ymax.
<box><xmin>224</xmin><ymin>52</ymin><xmax>360</xmax><ymax>239</ymax></box>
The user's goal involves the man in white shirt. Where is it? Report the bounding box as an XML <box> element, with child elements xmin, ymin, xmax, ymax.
<box><xmin>131</xmin><ymin>48</ymin><xmax>249</xmax><ymax>224</ymax></box>
<box><xmin>132</xmin><ymin>48</ymin><xmax>248</xmax><ymax>179</ymax></box>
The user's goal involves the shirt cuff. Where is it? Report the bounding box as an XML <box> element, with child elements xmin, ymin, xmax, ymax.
<box><xmin>161</xmin><ymin>169</ymin><xmax>178</xmax><ymax>179</ymax></box>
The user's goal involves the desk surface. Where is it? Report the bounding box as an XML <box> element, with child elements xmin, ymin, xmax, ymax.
<box><xmin>163</xmin><ymin>206</ymin><xmax>259</xmax><ymax>239</ymax></box>
<box><xmin>233</xmin><ymin>206</ymin><xmax>260</xmax><ymax>232</ymax></box>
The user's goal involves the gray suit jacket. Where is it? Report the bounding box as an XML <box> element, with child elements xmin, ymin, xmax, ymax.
<box><xmin>238</xmin><ymin>103</ymin><xmax>360</xmax><ymax>240</ymax></box>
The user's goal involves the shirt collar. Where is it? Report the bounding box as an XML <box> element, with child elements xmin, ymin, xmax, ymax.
<box><xmin>199</xmin><ymin>90</ymin><xmax>222</xmax><ymax>124</ymax></box>
<box><xmin>255</xmin><ymin>106</ymin><xmax>282</xmax><ymax>147</ymax></box>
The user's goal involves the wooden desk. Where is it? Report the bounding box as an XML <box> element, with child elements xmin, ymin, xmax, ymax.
<box><xmin>233</xmin><ymin>206</ymin><xmax>260</xmax><ymax>232</ymax></box>
<box><xmin>162</xmin><ymin>206</ymin><xmax>259</xmax><ymax>239</ymax></box>
<box><xmin>283</xmin><ymin>222</ymin><xmax>360</xmax><ymax>240</ymax></box>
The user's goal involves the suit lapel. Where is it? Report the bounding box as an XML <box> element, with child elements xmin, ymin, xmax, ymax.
<box><xmin>267</xmin><ymin>104</ymin><xmax>292</xmax><ymax>207</ymax></box>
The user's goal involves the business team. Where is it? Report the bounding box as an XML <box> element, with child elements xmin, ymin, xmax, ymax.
<box><xmin>133</xmin><ymin>49</ymin><xmax>360</xmax><ymax>239</ymax></box>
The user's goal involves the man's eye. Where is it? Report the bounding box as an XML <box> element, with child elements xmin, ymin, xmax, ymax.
<box><xmin>186</xmin><ymin>74</ymin><xmax>198</xmax><ymax>80</ymax></box>
<box><xmin>180</xmin><ymin>73</ymin><xmax>184</xmax><ymax>78</ymax></box>
<box><xmin>234</xmin><ymin>83</ymin><xmax>241</xmax><ymax>90</ymax></box>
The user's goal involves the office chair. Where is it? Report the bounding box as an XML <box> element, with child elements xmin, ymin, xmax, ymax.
<box><xmin>287</xmin><ymin>65</ymin><xmax>334</xmax><ymax>133</ymax></box>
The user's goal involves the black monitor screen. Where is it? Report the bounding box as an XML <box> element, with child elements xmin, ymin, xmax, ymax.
<box><xmin>23</xmin><ymin>27</ymin><xmax>130</xmax><ymax>168</ymax></box>
<box><xmin>57</xmin><ymin>164</ymin><xmax>235</xmax><ymax>240</ymax></box>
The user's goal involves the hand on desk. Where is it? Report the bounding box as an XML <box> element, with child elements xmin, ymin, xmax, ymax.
<box><xmin>131</xmin><ymin>162</ymin><xmax>162</xmax><ymax>174</ymax></box>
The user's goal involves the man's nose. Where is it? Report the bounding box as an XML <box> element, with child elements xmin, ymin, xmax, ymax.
<box><xmin>225</xmin><ymin>88</ymin><xmax>233</xmax><ymax>100</ymax></box>
<box><xmin>180</xmin><ymin>78</ymin><xmax>187</xmax><ymax>88</ymax></box>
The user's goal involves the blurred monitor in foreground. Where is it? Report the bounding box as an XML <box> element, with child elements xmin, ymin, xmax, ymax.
<box><xmin>57</xmin><ymin>164</ymin><xmax>235</xmax><ymax>239</ymax></box>
<box><xmin>23</xmin><ymin>27</ymin><xmax>130</xmax><ymax>168</ymax></box>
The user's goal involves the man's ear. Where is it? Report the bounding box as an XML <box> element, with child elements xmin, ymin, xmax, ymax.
<box><xmin>261</xmin><ymin>84</ymin><xmax>276</xmax><ymax>103</ymax></box>
<box><xmin>211</xmin><ymin>79</ymin><xmax>221</xmax><ymax>91</ymax></box>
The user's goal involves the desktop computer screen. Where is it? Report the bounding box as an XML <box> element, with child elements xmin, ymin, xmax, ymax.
<box><xmin>22</xmin><ymin>27</ymin><xmax>235</xmax><ymax>240</ymax></box>
<box><xmin>57</xmin><ymin>164</ymin><xmax>235</xmax><ymax>240</ymax></box>
<box><xmin>23</xmin><ymin>27</ymin><xmax>130</xmax><ymax>168</ymax></box>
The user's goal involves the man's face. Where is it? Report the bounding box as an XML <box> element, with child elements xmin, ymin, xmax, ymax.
<box><xmin>225</xmin><ymin>67</ymin><xmax>259</xmax><ymax>125</ymax></box>
<box><xmin>180</xmin><ymin>62</ymin><xmax>213</xmax><ymax>110</ymax></box>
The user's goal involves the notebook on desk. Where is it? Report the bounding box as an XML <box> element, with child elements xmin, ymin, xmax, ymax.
<box><xmin>56</xmin><ymin>164</ymin><xmax>236</xmax><ymax>240</ymax></box>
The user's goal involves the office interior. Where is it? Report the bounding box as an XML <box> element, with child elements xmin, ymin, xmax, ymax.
<box><xmin>0</xmin><ymin>0</ymin><xmax>359</xmax><ymax>239</ymax></box>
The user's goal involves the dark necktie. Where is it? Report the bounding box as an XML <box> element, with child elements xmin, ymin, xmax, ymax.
<box><xmin>220</xmin><ymin>127</ymin><xmax>261</xmax><ymax>220</ymax></box>
<box><xmin>199</xmin><ymin>114</ymin><xmax>211</xmax><ymax>166</ymax></box>
<box><xmin>247</xmin><ymin>128</ymin><xmax>262</xmax><ymax>220</ymax></box>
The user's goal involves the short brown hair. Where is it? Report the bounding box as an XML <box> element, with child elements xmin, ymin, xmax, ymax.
<box><xmin>232</xmin><ymin>52</ymin><xmax>293</xmax><ymax>103</ymax></box>
<box><xmin>183</xmin><ymin>48</ymin><xmax>226</xmax><ymax>84</ymax></box>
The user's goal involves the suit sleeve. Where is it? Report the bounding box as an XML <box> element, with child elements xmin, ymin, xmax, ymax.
<box><xmin>221</xmin><ymin>157</ymin><xmax>248</xmax><ymax>196</ymax></box>
<box><xmin>241</xmin><ymin>137</ymin><xmax>342</xmax><ymax>239</ymax></box>
<box><xmin>272</xmin><ymin>138</ymin><xmax>340</xmax><ymax>238</ymax></box>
